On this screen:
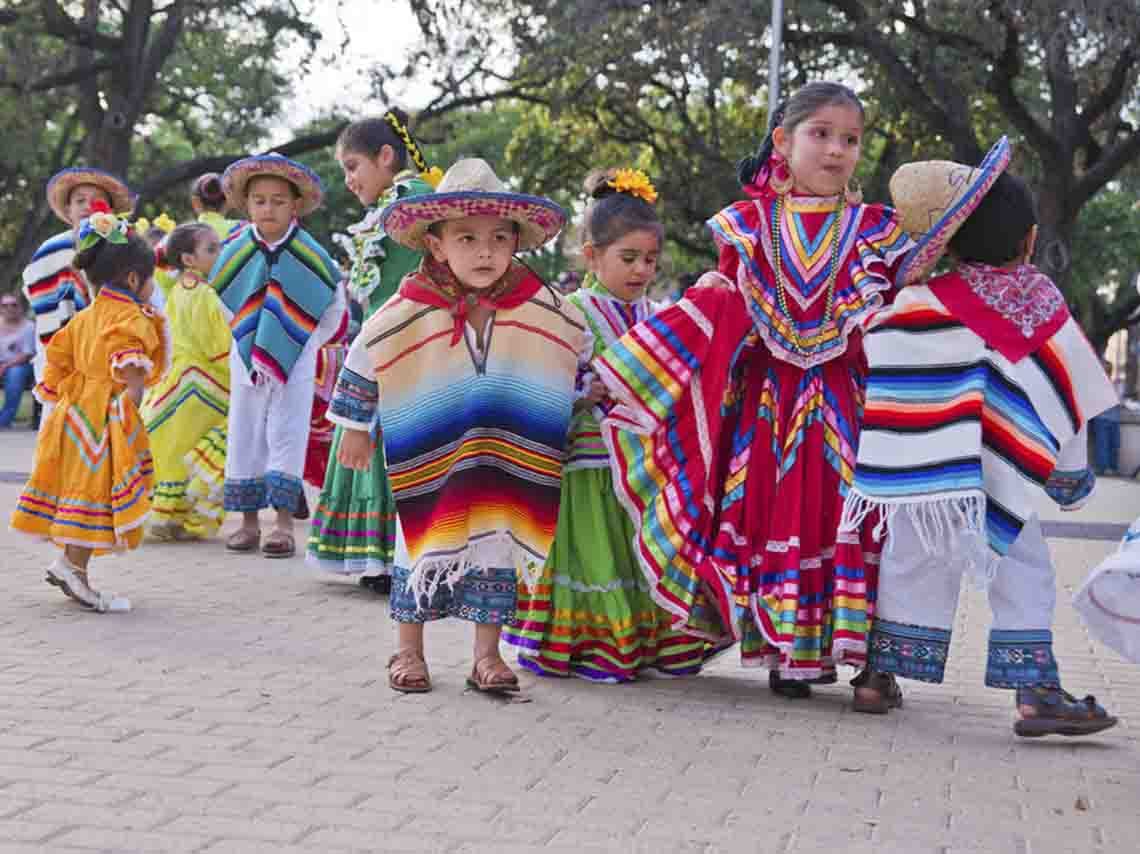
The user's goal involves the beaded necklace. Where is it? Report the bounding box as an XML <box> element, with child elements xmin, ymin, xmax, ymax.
<box><xmin>769</xmin><ymin>193</ymin><xmax>845</xmax><ymax>353</ymax></box>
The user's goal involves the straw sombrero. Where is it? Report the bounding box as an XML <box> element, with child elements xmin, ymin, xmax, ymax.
<box><xmin>222</xmin><ymin>153</ymin><xmax>324</xmax><ymax>218</ymax></box>
<box><xmin>381</xmin><ymin>158</ymin><xmax>566</xmax><ymax>252</ymax></box>
<box><xmin>46</xmin><ymin>167</ymin><xmax>134</xmax><ymax>225</ymax></box>
<box><xmin>891</xmin><ymin>136</ymin><xmax>1011</xmax><ymax>285</ymax></box>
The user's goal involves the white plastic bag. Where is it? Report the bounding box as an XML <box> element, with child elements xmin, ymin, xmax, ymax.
<box><xmin>1073</xmin><ymin>518</ymin><xmax>1140</xmax><ymax>665</ymax></box>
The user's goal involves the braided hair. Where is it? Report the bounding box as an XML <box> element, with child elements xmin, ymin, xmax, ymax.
<box><xmin>737</xmin><ymin>82</ymin><xmax>864</xmax><ymax>188</ymax></box>
<box><xmin>337</xmin><ymin>108</ymin><xmax>429</xmax><ymax>174</ymax></box>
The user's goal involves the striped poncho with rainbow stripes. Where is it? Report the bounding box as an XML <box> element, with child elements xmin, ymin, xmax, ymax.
<box><xmin>210</xmin><ymin>223</ymin><xmax>340</xmax><ymax>384</ymax></box>
<box><xmin>841</xmin><ymin>279</ymin><xmax>1117</xmax><ymax>560</ymax></box>
<box><xmin>362</xmin><ymin>273</ymin><xmax>587</xmax><ymax>605</ymax></box>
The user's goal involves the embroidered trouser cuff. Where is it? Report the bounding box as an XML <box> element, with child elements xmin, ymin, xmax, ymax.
<box><xmin>868</xmin><ymin>619</ymin><xmax>950</xmax><ymax>683</ymax></box>
<box><xmin>985</xmin><ymin>629</ymin><xmax>1060</xmax><ymax>688</ymax></box>
<box><xmin>224</xmin><ymin>471</ymin><xmax>304</xmax><ymax>513</ymax></box>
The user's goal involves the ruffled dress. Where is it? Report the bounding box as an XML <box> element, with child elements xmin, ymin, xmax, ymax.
<box><xmin>505</xmin><ymin>277</ymin><xmax>714</xmax><ymax>681</ymax></box>
<box><xmin>596</xmin><ymin>193</ymin><xmax>913</xmax><ymax>680</ymax></box>
<box><xmin>12</xmin><ymin>286</ymin><xmax>169</xmax><ymax>552</ymax></box>
<box><xmin>140</xmin><ymin>270</ymin><xmax>230</xmax><ymax>537</ymax></box>
<box><xmin>306</xmin><ymin>172</ymin><xmax>432</xmax><ymax>575</ymax></box>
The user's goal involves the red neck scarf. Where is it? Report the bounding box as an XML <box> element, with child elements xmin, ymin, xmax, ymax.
<box><xmin>398</xmin><ymin>257</ymin><xmax>543</xmax><ymax>346</ymax></box>
<box><xmin>928</xmin><ymin>263</ymin><xmax>1070</xmax><ymax>363</ymax></box>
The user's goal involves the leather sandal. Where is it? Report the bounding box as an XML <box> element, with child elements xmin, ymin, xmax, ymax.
<box><xmin>225</xmin><ymin>528</ymin><xmax>261</xmax><ymax>552</ymax></box>
<box><xmin>851</xmin><ymin>670</ymin><xmax>904</xmax><ymax>714</ymax></box>
<box><xmin>262</xmin><ymin>530</ymin><xmax>295</xmax><ymax>559</ymax></box>
<box><xmin>388</xmin><ymin>649</ymin><xmax>431</xmax><ymax>694</ymax></box>
<box><xmin>468</xmin><ymin>655</ymin><xmax>520</xmax><ymax>694</ymax></box>
<box><xmin>1014</xmin><ymin>687</ymin><xmax>1118</xmax><ymax>737</ymax></box>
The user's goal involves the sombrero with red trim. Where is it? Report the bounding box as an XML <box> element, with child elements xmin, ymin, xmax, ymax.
<box><xmin>222</xmin><ymin>153</ymin><xmax>324</xmax><ymax>218</ymax></box>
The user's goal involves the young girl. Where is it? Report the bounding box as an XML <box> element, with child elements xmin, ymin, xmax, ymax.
<box><xmin>141</xmin><ymin>223</ymin><xmax>230</xmax><ymax>541</ymax></box>
<box><xmin>191</xmin><ymin>172</ymin><xmax>244</xmax><ymax>241</ymax></box>
<box><xmin>505</xmin><ymin>169</ymin><xmax>712</xmax><ymax>682</ymax></box>
<box><xmin>11</xmin><ymin>203</ymin><xmax>168</xmax><ymax>612</ymax></box>
<box><xmin>595</xmin><ymin>82</ymin><xmax>914</xmax><ymax>707</ymax></box>
<box><xmin>306</xmin><ymin>110</ymin><xmax>437</xmax><ymax>591</ymax></box>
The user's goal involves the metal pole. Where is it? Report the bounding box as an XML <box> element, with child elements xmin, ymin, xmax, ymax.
<box><xmin>769</xmin><ymin>0</ymin><xmax>784</xmax><ymax>121</ymax></box>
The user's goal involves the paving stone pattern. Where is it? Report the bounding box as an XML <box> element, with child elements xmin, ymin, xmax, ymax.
<box><xmin>0</xmin><ymin>429</ymin><xmax>1137</xmax><ymax>853</ymax></box>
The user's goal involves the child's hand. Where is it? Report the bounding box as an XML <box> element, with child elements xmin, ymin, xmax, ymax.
<box><xmin>584</xmin><ymin>378</ymin><xmax>608</xmax><ymax>403</ymax></box>
<box><xmin>336</xmin><ymin>428</ymin><xmax>373</xmax><ymax>471</ymax></box>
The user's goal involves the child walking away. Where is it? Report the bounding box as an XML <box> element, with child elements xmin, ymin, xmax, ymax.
<box><xmin>11</xmin><ymin>204</ymin><xmax>168</xmax><ymax>612</ymax></box>
<box><xmin>595</xmin><ymin>82</ymin><xmax>914</xmax><ymax>704</ymax></box>
<box><xmin>22</xmin><ymin>168</ymin><xmax>134</xmax><ymax>386</ymax></box>
<box><xmin>212</xmin><ymin>154</ymin><xmax>346</xmax><ymax>559</ymax></box>
<box><xmin>350</xmin><ymin>158</ymin><xmax>585</xmax><ymax>694</ymax></box>
<box><xmin>140</xmin><ymin>224</ymin><xmax>230</xmax><ymax>541</ymax></box>
<box><xmin>307</xmin><ymin>111</ymin><xmax>438</xmax><ymax>592</ymax></box>
<box><xmin>504</xmin><ymin>169</ymin><xmax>714</xmax><ymax>682</ymax></box>
<box><xmin>841</xmin><ymin>138</ymin><xmax>1120</xmax><ymax>736</ymax></box>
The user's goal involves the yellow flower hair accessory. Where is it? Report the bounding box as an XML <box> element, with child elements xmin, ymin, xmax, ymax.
<box><xmin>607</xmin><ymin>168</ymin><xmax>658</xmax><ymax>205</ymax></box>
<box><xmin>153</xmin><ymin>213</ymin><xmax>177</xmax><ymax>233</ymax></box>
<box><xmin>420</xmin><ymin>166</ymin><xmax>445</xmax><ymax>189</ymax></box>
<box><xmin>134</xmin><ymin>216</ymin><xmax>151</xmax><ymax>233</ymax></box>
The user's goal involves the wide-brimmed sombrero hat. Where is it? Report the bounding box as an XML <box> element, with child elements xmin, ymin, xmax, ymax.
<box><xmin>222</xmin><ymin>153</ymin><xmax>324</xmax><ymax>218</ymax></box>
<box><xmin>46</xmin><ymin>167</ymin><xmax>134</xmax><ymax>225</ymax></box>
<box><xmin>381</xmin><ymin>158</ymin><xmax>566</xmax><ymax>252</ymax></box>
<box><xmin>891</xmin><ymin>136</ymin><xmax>1011</xmax><ymax>285</ymax></box>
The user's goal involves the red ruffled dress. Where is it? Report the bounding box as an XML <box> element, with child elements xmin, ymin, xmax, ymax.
<box><xmin>596</xmin><ymin>191</ymin><xmax>913</xmax><ymax>680</ymax></box>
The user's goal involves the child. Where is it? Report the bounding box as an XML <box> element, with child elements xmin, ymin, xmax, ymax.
<box><xmin>11</xmin><ymin>204</ymin><xmax>168</xmax><ymax>612</ymax></box>
<box><xmin>190</xmin><ymin>172</ymin><xmax>243</xmax><ymax>241</ymax></box>
<box><xmin>504</xmin><ymin>168</ymin><xmax>713</xmax><ymax>682</ymax></box>
<box><xmin>307</xmin><ymin>111</ymin><xmax>437</xmax><ymax>591</ymax></box>
<box><xmin>842</xmin><ymin>138</ymin><xmax>1119</xmax><ymax>735</ymax></box>
<box><xmin>140</xmin><ymin>223</ymin><xmax>230</xmax><ymax>541</ymax></box>
<box><xmin>212</xmin><ymin>154</ymin><xmax>346</xmax><ymax>559</ymax></box>
<box><xmin>22</xmin><ymin>168</ymin><xmax>134</xmax><ymax>385</ymax></box>
<box><xmin>343</xmin><ymin>157</ymin><xmax>585</xmax><ymax>693</ymax></box>
<box><xmin>594</xmin><ymin>82</ymin><xmax>914</xmax><ymax>706</ymax></box>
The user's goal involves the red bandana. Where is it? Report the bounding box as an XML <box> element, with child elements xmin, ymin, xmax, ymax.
<box><xmin>398</xmin><ymin>257</ymin><xmax>543</xmax><ymax>346</ymax></box>
<box><xmin>928</xmin><ymin>263</ymin><xmax>1070</xmax><ymax>363</ymax></box>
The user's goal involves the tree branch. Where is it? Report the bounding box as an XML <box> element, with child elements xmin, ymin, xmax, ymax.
<box><xmin>0</xmin><ymin>59</ymin><xmax>115</xmax><ymax>92</ymax></box>
<box><xmin>39</xmin><ymin>0</ymin><xmax>121</xmax><ymax>51</ymax></box>
<box><xmin>1072</xmin><ymin>128</ymin><xmax>1140</xmax><ymax>211</ymax></box>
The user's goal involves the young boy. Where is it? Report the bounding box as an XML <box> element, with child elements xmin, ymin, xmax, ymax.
<box><xmin>841</xmin><ymin>138</ymin><xmax>1120</xmax><ymax>736</ymax></box>
<box><xmin>339</xmin><ymin>158</ymin><xmax>586</xmax><ymax>694</ymax></box>
<box><xmin>212</xmin><ymin>154</ymin><xmax>345</xmax><ymax>558</ymax></box>
<box><xmin>22</xmin><ymin>168</ymin><xmax>134</xmax><ymax>385</ymax></box>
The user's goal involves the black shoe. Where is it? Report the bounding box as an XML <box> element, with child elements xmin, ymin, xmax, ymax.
<box><xmin>359</xmin><ymin>574</ymin><xmax>392</xmax><ymax>596</ymax></box>
<box><xmin>769</xmin><ymin>671</ymin><xmax>812</xmax><ymax>699</ymax></box>
<box><xmin>293</xmin><ymin>494</ymin><xmax>310</xmax><ymax>521</ymax></box>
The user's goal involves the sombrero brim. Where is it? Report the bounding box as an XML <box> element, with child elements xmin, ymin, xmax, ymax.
<box><xmin>381</xmin><ymin>191</ymin><xmax>567</xmax><ymax>252</ymax></box>
<box><xmin>222</xmin><ymin>156</ymin><xmax>324</xmax><ymax>218</ymax></box>
<box><xmin>893</xmin><ymin>136</ymin><xmax>1011</xmax><ymax>286</ymax></box>
<box><xmin>46</xmin><ymin>168</ymin><xmax>134</xmax><ymax>225</ymax></box>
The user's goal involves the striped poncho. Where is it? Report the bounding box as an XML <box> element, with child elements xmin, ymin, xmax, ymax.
<box><xmin>363</xmin><ymin>266</ymin><xmax>587</xmax><ymax>603</ymax></box>
<box><xmin>842</xmin><ymin>273</ymin><xmax>1117</xmax><ymax>562</ymax></box>
<box><xmin>210</xmin><ymin>223</ymin><xmax>340</xmax><ymax>384</ymax></box>
<box><xmin>21</xmin><ymin>231</ymin><xmax>90</xmax><ymax>380</ymax></box>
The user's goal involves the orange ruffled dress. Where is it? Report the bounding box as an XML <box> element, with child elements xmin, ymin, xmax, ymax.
<box><xmin>11</xmin><ymin>286</ymin><xmax>169</xmax><ymax>553</ymax></box>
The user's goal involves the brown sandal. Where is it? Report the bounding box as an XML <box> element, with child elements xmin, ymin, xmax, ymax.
<box><xmin>467</xmin><ymin>655</ymin><xmax>520</xmax><ymax>694</ymax></box>
<box><xmin>225</xmin><ymin>528</ymin><xmax>261</xmax><ymax>552</ymax></box>
<box><xmin>388</xmin><ymin>649</ymin><xmax>432</xmax><ymax>694</ymax></box>
<box><xmin>851</xmin><ymin>670</ymin><xmax>904</xmax><ymax>714</ymax></box>
<box><xmin>261</xmin><ymin>530</ymin><xmax>295</xmax><ymax>559</ymax></box>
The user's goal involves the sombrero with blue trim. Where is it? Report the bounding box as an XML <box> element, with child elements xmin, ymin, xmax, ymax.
<box><xmin>381</xmin><ymin>158</ymin><xmax>566</xmax><ymax>252</ymax></box>
<box><xmin>46</xmin><ymin>167</ymin><xmax>134</xmax><ymax>225</ymax></box>
<box><xmin>222</xmin><ymin>153</ymin><xmax>324</xmax><ymax>218</ymax></box>
<box><xmin>891</xmin><ymin>136</ymin><xmax>1011</xmax><ymax>285</ymax></box>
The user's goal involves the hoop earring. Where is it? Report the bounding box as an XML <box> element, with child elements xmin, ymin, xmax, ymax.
<box><xmin>768</xmin><ymin>160</ymin><xmax>794</xmax><ymax>195</ymax></box>
<box><xmin>845</xmin><ymin>178</ymin><xmax>863</xmax><ymax>206</ymax></box>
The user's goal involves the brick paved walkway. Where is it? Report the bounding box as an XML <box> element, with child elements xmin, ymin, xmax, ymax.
<box><xmin>0</xmin><ymin>427</ymin><xmax>1137</xmax><ymax>853</ymax></box>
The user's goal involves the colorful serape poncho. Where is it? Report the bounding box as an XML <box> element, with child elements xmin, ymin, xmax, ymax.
<box><xmin>21</xmin><ymin>231</ymin><xmax>90</xmax><ymax>378</ymax></box>
<box><xmin>564</xmin><ymin>277</ymin><xmax>660</xmax><ymax>472</ymax></box>
<box><xmin>362</xmin><ymin>261</ymin><xmax>587</xmax><ymax>605</ymax></box>
<box><xmin>210</xmin><ymin>223</ymin><xmax>340</xmax><ymax>384</ymax></box>
<box><xmin>842</xmin><ymin>266</ymin><xmax>1118</xmax><ymax>563</ymax></box>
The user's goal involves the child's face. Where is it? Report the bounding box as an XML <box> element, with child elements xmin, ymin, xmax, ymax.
<box><xmin>338</xmin><ymin>145</ymin><xmax>395</xmax><ymax>207</ymax></box>
<box><xmin>424</xmin><ymin>216</ymin><xmax>519</xmax><ymax>290</ymax></box>
<box><xmin>125</xmin><ymin>271</ymin><xmax>155</xmax><ymax>303</ymax></box>
<box><xmin>183</xmin><ymin>230</ymin><xmax>221</xmax><ymax>277</ymax></box>
<box><xmin>246</xmin><ymin>175</ymin><xmax>300</xmax><ymax>242</ymax></box>
<box><xmin>585</xmin><ymin>228</ymin><xmax>660</xmax><ymax>302</ymax></box>
<box><xmin>67</xmin><ymin>185</ymin><xmax>112</xmax><ymax>227</ymax></box>
<box><xmin>774</xmin><ymin>103</ymin><xmax>863</xmax><ymax>197</ymax></box>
